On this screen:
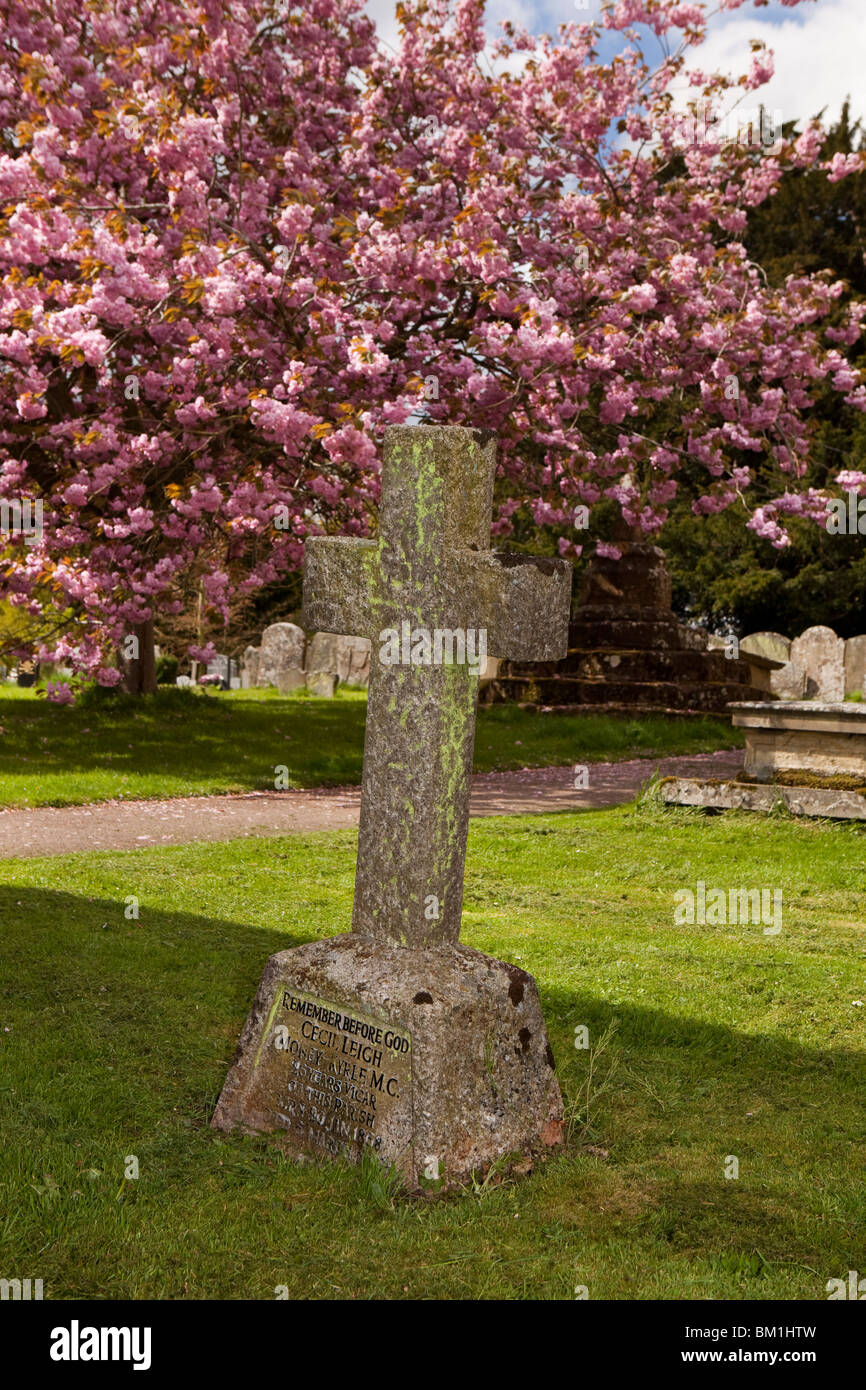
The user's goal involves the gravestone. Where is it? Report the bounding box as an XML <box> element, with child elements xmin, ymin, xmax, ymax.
<box><xmin>207</xmin><ymin>654</ymin><xmax>236</xmax><ymax>689</ymax></box>
<box><xmin>845</xmin><ymin>635</ymin><xmax>866</xmax><ymax>698</ymax></box>
<box><xmin>306</xmin><ymin>670</ymin><xmax>336</xmax><ymax>697</ymax></box>
<box><xmin>213</xmin><ymin>425</ymin><xmax>571</xmax><ymax>1187</ymax></box>
<box><xmin>789</xmin><ymin>625</ymin><xmax>845</xmax><ymax>701</ymax></box>
<box><xmin>241</xmin><ymin>645</ymin><xmax>260</xmax><ymax>688</ymax></box>
<box><xmin>257</xmin><ymin>622</ymin><xmax>305</xmax><ymax>687</ymax></box>
<box><xmin>771</xmin><ymin>664</ymin><xmax>804</xmax><ymax>700</ymax></box>
<box><xmin>741</xmin><ymin>632</ymin><xmax>791</xmax><ymax>666</ymax></box>
<box><xmin>305</xmin><ymin>632</ymin><xmax>342</xmax><ymax>680</ymax></box>
<box><xmin>741</xmin><ymin>631</ymin><xmax>793</xmax><ymax>696</ymax></box>
<box><xmin>306</xmin><ymin>632</ymin><xmax>371</xmax><ymax>687</ymax></box>
<box><xmin>339</xmin><ymin>635</ymin><xmax>371</xmax><ymax>686</ymax></box>
<box><xmin>739</xmin><ymin>632</ymin><xmax>789</xmax><ymax>694</ymax></box>
<box><xmin>16</xmin><ymin>657</ymin><xmax>38</xmax><ymax>687</ymax></box>
<box><xmin>275</xmin><ymin>668</ymin><xmax>306</xmax><ymax>694</ymax></box>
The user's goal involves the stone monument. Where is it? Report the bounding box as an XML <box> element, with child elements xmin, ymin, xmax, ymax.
<box><xmin>730</xmin><ymin>700</ymin><xmax>866</xmax><ymax>781</ymax></box>
<box><xmin>213</xmin><ymin>425</ymin><xmax>570</xmax><ymax>1187</ymax></box>
<box><xmin>241</xmin><ymin>644</ymin><xmax>260</xmax><ymax>688</ymax></box>
<box><xmin>486</xmin><ymin>542</ymin><xmax>768</xmax><ymax>712</ymax></box>
<box><xmin>306</xmin><ymin>632</ymin><xmax>372</xmax><ymax>687</ymax></box>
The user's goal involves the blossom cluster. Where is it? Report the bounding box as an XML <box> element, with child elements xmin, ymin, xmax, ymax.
<box><xmin>0</xmin><ymin>0</ymin><xmax>862</xmax><ymax>693</ymax></box>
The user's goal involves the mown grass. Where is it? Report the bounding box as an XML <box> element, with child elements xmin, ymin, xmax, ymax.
<box><xmin>0</xmin><ymin>801</ymin><xmax>862</xmax><ymax>1299</ymax></box>
<box><xmin>0</xmin><ymin>684</ymin><xmax>741</xmax><ymax>808</ymax></box>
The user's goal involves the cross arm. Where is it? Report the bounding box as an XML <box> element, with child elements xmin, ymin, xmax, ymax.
<box><xmin>302</xmin><ymin>536</ymin><xmax>378</xmax><ymax>638</ymax></box>
<box><xmin>460</xmin><ymin>552</ymin><xmax>571</xmax><ymax>662</ymax></box>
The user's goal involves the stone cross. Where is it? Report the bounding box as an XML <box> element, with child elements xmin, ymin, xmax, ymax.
<box><xmin>214</xmin><ymin>425</ymin><xmax>571</xmax><ymax>1185</ymax></box>
<box><xmin>303</xmin><ymin>424</ymin><xmax>571</xmax><ymax>949</ymax></box>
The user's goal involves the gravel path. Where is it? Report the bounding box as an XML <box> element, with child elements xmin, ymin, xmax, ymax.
<box><xmin>0</xmin><ymin>750</ymin><xmax>743</xmax><ymax>860</ymax></box>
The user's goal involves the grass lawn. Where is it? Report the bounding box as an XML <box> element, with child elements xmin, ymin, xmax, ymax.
<box><xmin>0</xmin><ymin>800</ymin><xmax>863</xmax><ymax>1300</ymax></box>
<box><xmin>0</xmin><ymin>684</ymin><xmax>742</xmax><ymax>808</ymax></box>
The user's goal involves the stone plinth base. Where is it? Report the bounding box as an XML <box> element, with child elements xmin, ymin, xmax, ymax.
<box><xmin>212</xmin><ymin>935</ymin><xmax>564</xmax><ymax>1189</ymax></box>
<box><xmin>661</xmin><ymin>776</ymin><xmax>866</xmax><ymax>821</ymax></box>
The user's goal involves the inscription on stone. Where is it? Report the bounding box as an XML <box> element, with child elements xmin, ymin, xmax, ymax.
<box><xmin>245</xmin><ymin>988</ymin><xmax>412</xmax><ymax>1159</ymax></box>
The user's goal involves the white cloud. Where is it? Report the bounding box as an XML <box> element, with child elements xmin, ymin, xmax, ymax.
<box><xmin>362</xmin><ymin>0</ymin><xmax>864</xmax><ymax>130</ymax></box>
<box><xmin>363</xmin><ymin>0</ymin><xmax>402</xmax><ymax>54</ymax></box>
<box><xmin>686</xmin><ymin>0</ymin><xmax>865</xmax><ymax>130</ymax></box>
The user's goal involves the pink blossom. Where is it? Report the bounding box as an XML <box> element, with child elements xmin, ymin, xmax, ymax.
<box><xmin>623</xmin><ymin>283</ymin><xmax>658</xmax><ymax>313</ymax></box>
<box><xmin>0</xmin><ymin>0</ymin><xmax>850</xmax><ymax>682</ymax></box>
<box><xmin>16</xmin><ymin>393</ymin><xmax>47</xmax><ymax>420</ymax></box>
<box><xmin>45</xmin><ymin>681</ymin><xmax>74</xmax><ymax>704</ymax></box>
<box><xmin>823</xmin><ymin>152</ymin><xmax>866</xmax><ymax>184</ymax></box>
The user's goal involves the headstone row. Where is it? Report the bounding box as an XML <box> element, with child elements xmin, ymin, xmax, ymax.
<box><xmin>239</xmin><ymin>623</ymin><xmax>371</xmax><ymax>697</ymax></box>
<box><xmin>741</xmin><ymin>626</ymin><xmax>866</xmax><ymax>702</ymax></box>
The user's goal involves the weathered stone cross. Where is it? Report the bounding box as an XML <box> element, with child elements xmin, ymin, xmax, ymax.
<box><xmin>303</xmin><ymin>423</ymin><xmax>571</xmax><ymax>949</ymax></box>
<box><xmin>214</xmin><ymin>424</ymin><xmax>571</xmax><ymax>1186</ymax></box>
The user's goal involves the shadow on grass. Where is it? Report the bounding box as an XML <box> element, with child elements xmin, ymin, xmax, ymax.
<box><xmin>544</xmin><ymin>982</ymin><xmax>865</xmax><ymax>1073</ymax></box>
<box><xmin>1</xmin><ymin>884</ymin><xmax>863</xmax><ymax>1293</ymax></box>
<box><xmin>0</xmin><ymin>690</ymin><xmax>368</xmax><ymax>794</ymax></box>
<box><xmin>0</xmin><ymin>688</ymin><xmax>742</xmax><ymax>811</ymax></box>
<box><xmin>3</xmin><ymin>883</ymin><xmax>863</xmax><ymax>1116</ymax></box>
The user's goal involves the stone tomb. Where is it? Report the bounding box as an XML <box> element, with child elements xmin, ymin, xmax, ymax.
<box><xmin>732</xmin><ymin>700</ymin><xmax>866</xmax><ymax>780</ymax></box>
<box><xmin>662</xmin><ymin>700</ymin><xmax>866</xmax><ymax>820</ymax></box>
<box><xmin>213</xmin><ymin>425</ymin><xmax>570</xmax><ymax>1186</ymax></box>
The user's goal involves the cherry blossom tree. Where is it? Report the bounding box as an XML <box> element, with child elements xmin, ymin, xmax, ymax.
<box><xmin>353</xmin><ymin>0</ymin><xmax>865</xmax><ymax>552</ymax></box>
<box><xmin>0</xmin><ymin>0</ymin><xmax>380</xmax><ymax>692</ymax></box>
<box><xmin>1</xmin><ymin>0</ymin><xmax>863</xmax><ymax>697</ymax></box>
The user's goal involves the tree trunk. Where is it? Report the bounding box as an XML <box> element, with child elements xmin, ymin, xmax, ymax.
<box><xmin>123</xmin><ymin>618</ymin><xmax>158</xmax><ymax>695</ymax></box>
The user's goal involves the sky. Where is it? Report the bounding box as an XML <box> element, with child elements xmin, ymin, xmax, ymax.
<box><xmin>363</xmin><ymin>0</ymin><xmax>865</xmax><ymax>131</ymax></box>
